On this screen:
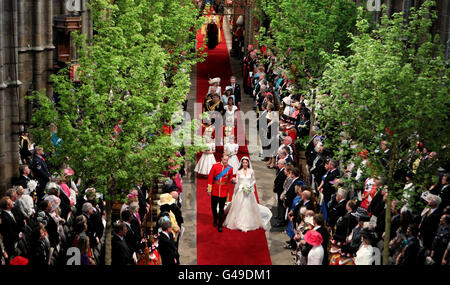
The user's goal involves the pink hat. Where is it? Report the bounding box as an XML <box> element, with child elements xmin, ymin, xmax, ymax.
<box><xmin>9</xmin><ymin>256</ymin><xmax>29</xmax><ymax>265</ymax></box>
<box><xmin>64</xmin><ymin>167</ymin><xmax>75</xmax><ymax>176</ymax></box>
<box><xmin>304</xmin><ymin>230</ymin><xmax>323</xmax><ymax>246</ymax></box>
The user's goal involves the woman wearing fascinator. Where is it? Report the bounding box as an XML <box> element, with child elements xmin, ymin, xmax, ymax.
<box><xmin>223</xmin><ymin>156</ymin><xmax>272</xmax><ymax>232</ymax></box>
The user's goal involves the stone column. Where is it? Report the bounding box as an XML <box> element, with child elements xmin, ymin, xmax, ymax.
<box><xmin>33</xmin><ymin>0</ymin><xmax>44</xmax><ymax>93</ymax></box>
<box><xmin>17</xmin><ymin>0</ymin><xmax>27</xmax><ymax>124</ymax></box>
<box><xmin>244</xmin><ymin>0</ymin><xmax>254</xmax><ymax>49</ymax></box>
<box><xmin>0</xmin><ymin>1</ymin><xmax>6</xmax><ymax>196</ymax></box>
<box><xmin>45</xmin><ymin>0</ymin><xmax>55</xmax><ymax>98</ymax></box>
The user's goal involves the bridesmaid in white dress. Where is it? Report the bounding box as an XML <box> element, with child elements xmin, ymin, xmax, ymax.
<box><xmin>224</xmin><ymin>97</ymin><xmax>238</xmax><ymax>126</ymax></box>
<box><xmin>203</xmin><ymin>119</ymin><xmax>215</xmax><ymax>140</ymax></box>
<box><xmin>194</xmin><ymin>137</ymin><xmax>217</xmax><ymax>176</ymax></box>
<box><xmin>224</xmin><ymin>135</ymin><xmax>239</xmax><ymax>175</ymax></box>
<box><xmin>223</xmin><ymin>157</ymin><xmax>272</xmax><ymax>232</ymax></box>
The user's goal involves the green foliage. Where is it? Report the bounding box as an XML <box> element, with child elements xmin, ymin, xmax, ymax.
<box><xmin>259</xmin><ymin>0</ymin><xmax>359</xmax><ymax>93</ymax></box>
<box><xmin>28</xmin><ymin>0</ymin><xmax>205</xmax><ymax>202</ymax></box>
<box><xmin>319</xmin><ymin>0</ymin><xmax>449</xmax><ymax>191</ymax></box>
<box><xmin>317</xmin><ymin>0</ymin><xmax>449</xmax><ymax>262</ymax></box>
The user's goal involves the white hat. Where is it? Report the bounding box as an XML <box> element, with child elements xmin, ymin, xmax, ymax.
<box><xmin>304</xmin><ymin>216</ymin><xmax>314</xmax><ymax>226</ymax></box>
<box><xmin>225</xmin><ymin>86</ymin><xmax>233</xmax><ymax>91</ymax></box>
<box><xmin>282</xmin><ymin>96</ymin><xmax>292</xmax><ymax>105</ymax></box>
<box><xmin>209</xmin><ymin>77</ymin><xmax>221</xmax><ymax>85</ymax></box>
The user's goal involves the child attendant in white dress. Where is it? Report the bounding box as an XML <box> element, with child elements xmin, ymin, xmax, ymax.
<box><xmin>194</xmin><ymin>137</ymin><xmax>216</xmax><ymax>176</ymax></box>
<box><xmin>224</xmin><ymin>135</ymin><xmax>239</xmax><ymax>175</ymax></box>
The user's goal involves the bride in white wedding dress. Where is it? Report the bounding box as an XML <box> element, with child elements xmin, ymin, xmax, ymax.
<box><xmin>223</xmin><ymin>156</ymin><xmax>272</xmax><ymax>232</ymax></box>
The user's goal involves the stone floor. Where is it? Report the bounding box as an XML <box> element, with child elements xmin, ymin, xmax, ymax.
<box><xmin>178</xmin><ymin>16</ymin><xmax>292</xmax><ymax>265</ymax></box>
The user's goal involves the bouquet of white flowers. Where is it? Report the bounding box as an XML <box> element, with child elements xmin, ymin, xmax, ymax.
<box><xmin>241</xmin><ymin>185</ymin><xmax>252</xmax><ymax>196</ymax></box>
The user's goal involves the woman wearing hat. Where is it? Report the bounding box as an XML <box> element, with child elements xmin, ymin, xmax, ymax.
<box><xmin>222</xmin><ymin>86</ymin><xmax>235</xmax><ymax>106</ymax></box>
<box><xmin>208</xmin><ymin>78</ymin><xmax>222</xmax><ymax>97</ymax></box>
<box><xmin>347</xmin><ymin>207</ymin><xmax>371</xmax><ymax>254</ymax></box>
<box><xmin>354</xmin><ymin>229</ymin><xmax>375</xmax><ymax>265</ymax></box>
<box><xmin>158</xmin><ymin>194</ymin><xmax>180</xmax><ymax>241</ymax></box>
<box><xmin>304</xmin><ymin>230</ymin><xmax>324</xmax><ymax>265</ymax></box>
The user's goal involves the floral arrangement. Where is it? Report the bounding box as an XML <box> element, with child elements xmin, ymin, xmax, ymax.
<box><xmin>241</xmin><ymin>185</ymin><xmax>252</xmax><ymax>196</ymax></box>
<box><xmin>224</xmin><ymin>126</ymin><xmax>234</xmax><ymax>136</ymax></box>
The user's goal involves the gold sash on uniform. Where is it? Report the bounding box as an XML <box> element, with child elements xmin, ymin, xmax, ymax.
<box><xmin>206</xmin><ymin>99</ymin><xmax>221</xmax><ymax>112</ymax></box>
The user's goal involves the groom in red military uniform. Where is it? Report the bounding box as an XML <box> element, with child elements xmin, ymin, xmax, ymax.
<box><xmin>207</xmin><ymin>153</ymin><xmax>236</xmax><ymax>232</ymax></box>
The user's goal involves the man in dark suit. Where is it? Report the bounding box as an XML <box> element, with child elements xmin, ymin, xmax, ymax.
<box><xmin>256</xmin><ymin>84</ymin><xmax>268</xmax><ymax>111</ymax></box>
<box><xmin>292</xmin><ymin>188</ymin><xmax>315</xmax><ymax>228</ymax></box>
<box><xmin>327</xmin><ymin>188</ymin><xmax>348</xmax><ymax>231</ymax></box>
<box><xmin>230</xmin><ymin>76</ymin><xmax>241</xmax><ymax>107</ymax></box>
<box><xmin>158</xmin><ymin>218</ymin><xmax>180</xmax><ymax>265</ymax></box>
<box><xmin>13</xmin><ymin>164</ymin><xmax>33</xmax><ymax>190</ymax></box>
<box><xmin>273</xmin><ymin>159</ymin><xmax>288</xmax><ymax>223</ymax></box>
<box><xmin>0</xmin><ymin>197</ymin><xmax>21</xmax><ymax>260</ymax></box>
<box><xmin>305</xmin><ymin>129</ymin><xmax>320</xmax><ymax>169</ymax></box>
<box><xmin>419</xmin><ymin>195</ymin><xmax>443</xmax><ymax>249</ymax></box>
<box><xmin>112</xmin><ymin>220</ymin><xmax>135</xmax><ymax>265</ymax></box>
<box><xmin>313</xmin><ymin>213</ymin><xmax>330</xmax><ymax>265</ymax></box>
<box><xmin>39</xmin><ymin>200</ymin><xmax>60</xmax><ymax>249</ymax></box>
<box><xmin>31</xmin><ymin>146</ymin><xmax>51</xmax><ymax>202</ymax></box>
<box><xmin>309</xmin><ymin>142</ymin><xmax>327</xmax><ymax>191</ymax></box>
<box><xmin>135</xmin><ymin>183</ymin><xmax>149</xmax><ymax>221</ymax></box>
<box><xmin>82</xmin><ymin>202</ymin><xmax>103</xmax><ymax>247</ymax></box>
<box><xmin>319</xmin><ymin>159</ymin><xmax>341</xmax><ymax>208</ymax></box>
<box><xmin>396</xmin><ymin>224</ymin><xmax>421</xmax><ymax>265</ymax></box>
<box><xmin>334</xmin><ymin>200</ymin><xmax>358</xmax><ymax>241</ymax></box>
<box><xmin>121</xmin><ymin>209</ymin><xmax>142</xmax><ymax>255</ymax></box>
<box><xmin>283</xmin><ymin>168</ymin><xmax>305</xmax><ymax>213</ymax></box>
<box><xmin>4</xmin><ymin>189</ymin><xmax>26</xmax><ymax>232</ymax></box>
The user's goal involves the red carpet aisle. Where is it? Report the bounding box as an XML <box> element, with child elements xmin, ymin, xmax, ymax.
<box><xmin>195</xmin><ymin>20</ymin><xmax>272</xmax><ymax>265</ymax></box>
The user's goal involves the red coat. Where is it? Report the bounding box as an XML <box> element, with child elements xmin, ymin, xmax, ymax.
<box><xmin>207</xmin><ymin>162</ymin><xmax>234</xmax><ymax>198</ymax></box>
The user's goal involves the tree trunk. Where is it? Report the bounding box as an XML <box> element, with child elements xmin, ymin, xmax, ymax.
<box><xmin>382</xmin><ymin>185</ymin><xmax>392</xmax><ymax>265</ymax></box>
<box><xmin>382</xmin><ymin>146</ymin><xmax>397</xmax><ymax>265</ymax></box>
<box><xmin>104</xmin><ymin>177</ymin><xmax>115</xmax><ymax>265</ymax></box>
<box><xmin>105</xmin><ymin>198</ymin><xmax>113</xmax><ymax>265</ymax></box>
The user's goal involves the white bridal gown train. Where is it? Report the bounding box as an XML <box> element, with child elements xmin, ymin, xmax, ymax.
<box><xmin>223</xmin><ymin>167</ymin><xmax>272</xmax><ymax>232</ymax></box>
